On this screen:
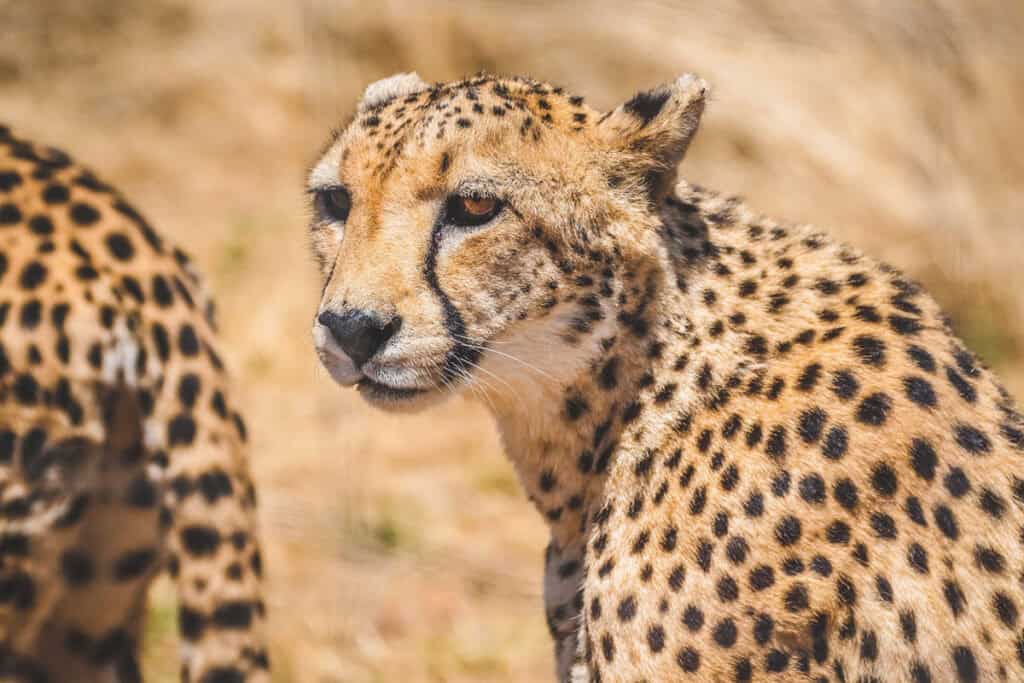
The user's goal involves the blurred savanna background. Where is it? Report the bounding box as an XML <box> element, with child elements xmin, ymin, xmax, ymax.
<box><xmin>2</xmin><ymin>1</ymin><xmax>1023</xmax><ymax>680</ymax></box>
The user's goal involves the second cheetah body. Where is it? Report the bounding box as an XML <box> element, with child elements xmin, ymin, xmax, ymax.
<box><xmin>0</xmin><ymin>125</ymin><xmax>269</xmax><ymax>683</ymax></box>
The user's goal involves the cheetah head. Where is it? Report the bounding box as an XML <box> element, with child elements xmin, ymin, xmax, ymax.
<box><xmin>309</xmin><ymin>72</ymin><xmax>707</xmax><ymax>411</ymax></box>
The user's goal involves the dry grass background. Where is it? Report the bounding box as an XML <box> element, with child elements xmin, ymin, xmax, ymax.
<box><xmin>1</xmin><ymin>1</ymin><xmax>1022</xmax><ymax>680</ymax></box>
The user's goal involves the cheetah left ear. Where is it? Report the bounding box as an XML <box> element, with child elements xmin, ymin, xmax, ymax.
<box><xmin>358</xmin><ymin>72</ymin><xmax>430</xmax><ymax>113</ymax></box>
<box><xmin>598</xmin><ymin>74</ymin><xmax>708</xmax><ymax>200</ymax></box>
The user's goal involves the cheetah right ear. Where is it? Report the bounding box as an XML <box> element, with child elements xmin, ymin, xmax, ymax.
<box><xmin>597</xmin><ymin>74</ymin><xmax>708</xmax><ymax>200</ymax></box>
<box><xmin>358</xmin><ymin>72</ymin><xmax>430</xmax><ymax>113</ymax></box>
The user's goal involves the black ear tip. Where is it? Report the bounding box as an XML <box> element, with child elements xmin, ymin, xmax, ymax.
<box><xmin>623</xmin><ymin>88</ymin><xmax>673</xmax><ymax>126</ymax></box>
<box><xmin>621</xmin><ymin>74</ymin><xmax>709</xmax><ymax>127</ymax></box>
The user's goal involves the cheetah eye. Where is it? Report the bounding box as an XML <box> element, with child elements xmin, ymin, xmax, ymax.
<box><xmin>445</xmin><ymin>193</ymin><xmax>503</xmax><ymax>228</ymax></box>
<box><xmin>313</xmin><ymin>186</ymin><xmax>351</xmax><ymax>224</ymax></box>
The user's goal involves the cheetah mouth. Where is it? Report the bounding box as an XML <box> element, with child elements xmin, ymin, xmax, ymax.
<box><xmin>355</xmin><ymin>376</ymin><xmax>429</xmax><ymax>403</ymax></box>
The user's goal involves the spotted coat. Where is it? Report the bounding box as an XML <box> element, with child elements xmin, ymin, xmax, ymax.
<box><xmin>308</xmin><ymin>72</ymin><xmax>1024</xmax><ymax>683</ymax></box>
<box><xmin>0</xmin><ymin>125</ymin><xmax>268</xmax><ymax>683</ymax></box>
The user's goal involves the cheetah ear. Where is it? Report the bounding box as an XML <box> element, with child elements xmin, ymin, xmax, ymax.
<box><xmin>598</xmin><ymin>74</ymin><xmax>708</xmax><ymax>200</ymax></box>
<box><xmin>358</xmin><ymin>72</ymin><xmax>430</xmax><ymax>113</ymax></box>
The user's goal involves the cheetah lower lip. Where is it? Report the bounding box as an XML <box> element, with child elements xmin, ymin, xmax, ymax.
<box><xmin>355</xmin><ymin>377</ymin><xmax>427</xmax><ymax>401</ymax></box>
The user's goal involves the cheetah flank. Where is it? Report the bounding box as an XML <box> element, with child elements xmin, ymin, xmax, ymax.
<box><xmin>309</xmin><ymin>72</ymin><xmax>1024</xmax><ymax>682</ymax></box>
<box><xmin>0</xmin><ymin>124</ymin><xmax>269</xmax><ymax>683</ymax></box>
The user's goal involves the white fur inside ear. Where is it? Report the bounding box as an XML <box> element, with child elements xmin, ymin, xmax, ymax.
<box><xmin>359</xmin><ymin>72</ymin><xmax>429</xmax><ymax>112</ymax></box>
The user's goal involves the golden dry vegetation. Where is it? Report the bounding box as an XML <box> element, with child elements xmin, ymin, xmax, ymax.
<box><xmin>1</xmin><ymin>1</ymin><xmax>1022</xmax><ymax>681</ymax></box>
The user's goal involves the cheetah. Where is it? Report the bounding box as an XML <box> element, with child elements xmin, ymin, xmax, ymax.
<box><xmin>0</xmin><ymin>124</ymin><xmax>269</xmax><ymax>683</ymax></box>
<box><xmin>308</xmin><ymin>72</ymin><xmax>1024</xmax><ymax>682</ymax></box>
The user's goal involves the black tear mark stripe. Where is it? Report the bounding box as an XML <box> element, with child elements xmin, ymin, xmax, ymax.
<box><xmin>320</xmin><ymin>257</ymin><xmax>337</xmax><ymax>299</ymax></box>
<box><xmin>424</xmin><ymin>215</ymin><xmax>481</xmax><ymax>382</ymax></box>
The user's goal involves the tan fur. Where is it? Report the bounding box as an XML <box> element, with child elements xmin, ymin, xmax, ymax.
<box><xmin>309</xmin><ymin>72</ymin><xmax>1024</xmax><ymax>682</ymax></box>
<box><xmin>0</xmin><ymin>125</ymin><xmax>268</xmax><ymax>682</ymax></box>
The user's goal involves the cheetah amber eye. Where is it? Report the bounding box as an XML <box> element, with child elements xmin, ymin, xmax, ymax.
<box><xmin>445</xmin><ymin>193</ymin><xmax>503</xmax><ymax>228</ymax></box>
<box><xmin>314</xmin><ymin>186</ymin><xmax>351</xmax><ymax>223</ymax></box>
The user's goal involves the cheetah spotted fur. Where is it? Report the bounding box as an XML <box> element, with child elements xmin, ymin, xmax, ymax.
<box><xmin>308</xmin><ymin>72</ymin><xmax>1024</xmax><ymax>682</ymax></box>
<box><xmin>0</xmin><ymin>124</ymin><xmax>269</xmax><ymax>683</ymax></box>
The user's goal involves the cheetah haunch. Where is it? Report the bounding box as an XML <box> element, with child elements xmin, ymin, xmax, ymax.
<box><xmin>309</xmin><ymin>72</ymin><xmax>1024</xmax><ymax>682</ymax></box>
<box><xmin>0</xmin><ymin>125</ymin><xmax>269</xmax><ymax>683</ymax></box>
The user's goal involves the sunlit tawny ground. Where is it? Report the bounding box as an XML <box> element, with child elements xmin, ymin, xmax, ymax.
<box><xmin>2</xmin><ymin>1</ymin><xmax>1022</xmax><ymax>680</ymax></box>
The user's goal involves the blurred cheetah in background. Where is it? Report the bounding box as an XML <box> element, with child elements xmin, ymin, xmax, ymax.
<box><xmin>309</xmin><ymin>72</ymin><xmax>1024</xmax><ymax>682</ymax></box>
<box><xmin>0</xmin><ymin>124</ymin><xmax>268</xmax><ymax>683</ymax></box>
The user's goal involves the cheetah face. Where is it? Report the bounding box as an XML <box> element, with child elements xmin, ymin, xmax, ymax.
<box><xmin>309</xmin><ymin>72</ymin><xmax>706</xmax><ymax>411</ymax></box>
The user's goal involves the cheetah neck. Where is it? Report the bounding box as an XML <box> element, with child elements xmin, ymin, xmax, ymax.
<box><xmin>480</xmin><ymin>192</ymin><xmax>751</xmax><ymax>549</ymax></box>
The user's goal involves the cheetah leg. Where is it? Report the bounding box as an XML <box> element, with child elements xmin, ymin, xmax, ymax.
<box><xmin>568</xmin><ymin>618</ymin><xmax>590</xmax><ymax>683</ymax></box>
<box><xmin>28</xmin><ymin>388</ymin><xmax>163</xmax><ymax>682</ymax></box>
<box><xmin>31</xmin><ymin>582</ymin><xmax>149</xmax><ymax>683</ymax></box>
<box><xmin>0</xmin><ymin>389</ymin><xmax>114</xmax><ymax>681</ymax></box>
<box><xmin>543</xmin><ymin>539</ymin><xmax>586</xmax><ymax>682</ymax></box>
<box><xmin>144</xmin><ymin>365</ymin><xmax>269</xmax><ymax>683</ymax></box>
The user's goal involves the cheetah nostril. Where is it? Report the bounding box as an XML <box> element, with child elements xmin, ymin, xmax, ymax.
<box><xmin>317</xmin><ymin>310</ymin><xmax>400</xmax><ymax>367</ymax></box>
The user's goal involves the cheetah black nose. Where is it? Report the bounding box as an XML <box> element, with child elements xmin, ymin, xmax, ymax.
<box><xmin>317</xmin><ymin>309</ymin><xmax>402</xmax><ymax>368</ymax></box>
